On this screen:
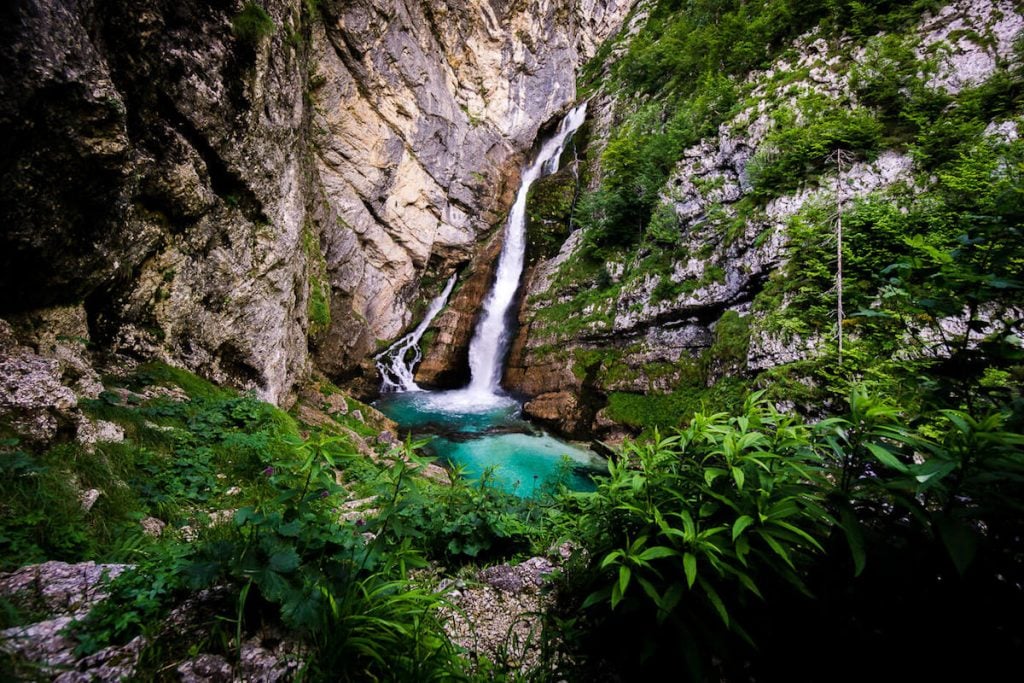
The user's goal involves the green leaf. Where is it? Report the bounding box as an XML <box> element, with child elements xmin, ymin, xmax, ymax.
<box><xmin>837</xmin><ymin>502</ymin><xmax>866</xmax><ymax>577</ymax></box>
<box><xmin>759</xmin><ymin>530</ymin><xmax>795</xmax><ymax>569</ymax></box>
<box><xmin>735</xmin><ymin>536</ymin><xmax>751</xmax><ymax>566</ymax></box>
<box><xmin>276</xmin><ymin>520</ymin><xmax>302</xmax><ymax>537</ymax></box>
<box><xmin>268</xmin><ymin>547</ymin><xmax>300</xmax><ymax>573</ymax></box>
<box><xmin>638</xmin><ymin>545</ymin><xmax>679</xmax><ymax>562</ymax></box>
<box><xmin>698</xmin><ymin>577</ymin><xmax>729</xmax><ymax>626</ymax></box>
<box><xmin>683</xmin><ymin>552</ymin><xmax>697</xmax><ymax>588</ymax></box>
<box><xmin>618</xmin><ymin>565</ymin><xmax>632</xmax><ymax>597</ymax></box>
<box><xmin>772</xmin><ymin>520</ymin><xmax>824</xmax><ymax>551</ymax></box>
<box><xmin>662</xmin><ymin>583</ymin><xmax>684</xmax><ymax>614</ymax></box>
<box><xmin>731</xmin><ymin>466</ymin><xmax>745</xmax><ymax>490</ymax></box>
<box><xmin>677</xmin><ymin>510</ymin><xmax>697</xmax><ymax>542</ymax></box>
<box><xmin>281</xmin><ymin>586</ymin><xmax>322</xmax><ymax>629</ymax></box>
<box><xmin>865</xmin><ymin>442</ymin><xmax>909</xmax><ymax>473</ymax></box>
<box><xmin>736</xmin><ymin>569</ymin><xmax>762</xmax><ymax>599</ymax></box>
<box><xmin>601</xmin><ymin>550</ymin><xmax>624</xmax><ymax>569</ymax></box>
<box><xmin>732</xmin><ymin>515</ymin><xmax>755</xmax><ymax>541</ymax></box>
<box><xmin>637</xmin><ymin>576</ymin><xmax>662</xmax><ymax>607</ymax></box>
<box><xmin>254</xmin><ymin>569</ymin><xmax>290</xmax><ymax>601</ymax></box>
<box><xmin>582</xmin><ymin>587</ymin><xmax>611</xmax><ymax>610</ymax></box>
<box><xmin>234</xmin><ymin>507</ymin><xmax>260</xmax><ymax>525</ymax></box>
<box><xmin>704</xmin><ymin>467</ymin><xmax>728</xmax><ymax>486</ymax></box>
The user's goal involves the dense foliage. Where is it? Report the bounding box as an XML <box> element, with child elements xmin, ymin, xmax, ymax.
<box><xmin>0</xmin><ymin>365</ymin><xmax>548</xmax><ymax>679</ymax></box>
<box><xmin>538</xmin><ymin>0</ymin><xmax>1024</xmax><ymax>676</ymax></box>
<box><xmin>548</xmin><ymin>391</ymin><xmax>1024</xmax><ymax>679</ymax></box>
<box><xmin>576</xmin><ymin>0</ymin><xmax>940</xmax><ymax>251</ymax></box>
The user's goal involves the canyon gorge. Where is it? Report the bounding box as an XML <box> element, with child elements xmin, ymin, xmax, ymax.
<box><xmin>2</xmin><ymin>0</ymin><xmax>1023</xmax><ymax>679</ymax></box>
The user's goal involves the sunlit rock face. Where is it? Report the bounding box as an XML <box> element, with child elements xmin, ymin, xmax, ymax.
<box><xmin>310</xmin><ymin>0</ymin><xmax>635</xmax><ymax>385</ymax></box>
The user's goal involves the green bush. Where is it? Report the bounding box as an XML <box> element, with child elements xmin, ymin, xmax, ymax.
<box><xmin>232</xmin><ymin>3</ymin><xmax>276</xmax><ymax>44</ymax></box>
<box><xmin>73</xmin><ymin>436</ymin><xmax>468</xmax><ymax>680</ymax></box>
<box><xmin>558</xmin><ymin>394</ymin><xmax>830</xmax><ymax>677</ymax></box>
<box><xmin>747</xmin><ymin>104</ymin><xmax>884</xmax><ymax>198</ymax></box>
<box><xmin>554</xmin><ymin>386</ymin><xmax>1024</xmax><ymax>678</ymax></box>
<box><xmin>369</xmin><ymin>463</ymin><xmax>536</xmax><ymax>563</ymax></box>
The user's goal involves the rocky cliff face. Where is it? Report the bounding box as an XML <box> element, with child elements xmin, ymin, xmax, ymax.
<box><xmin>1</xmin><ymin>0</ymin><xmax>317</xmax><ymax>406</ymax></box>
<box><xmin>309</xmin><ymin>0</ymin><xmax>634</xmax><ymax>389</ymax></box>
<box><xmin>506</xmin><ymin>0</ymin><xmax>1024</xmax><ymax>438</ymax></box>
<box><xmin>0</xmin><ymin>0</ymin><xmax>635</xmax><ymax>420</ymax></box>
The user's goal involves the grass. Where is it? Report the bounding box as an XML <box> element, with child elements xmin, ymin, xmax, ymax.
<box><xmin>232</xmin><ymin>3</ymin><xmax>276</xmax><ymax>44</ymax></box>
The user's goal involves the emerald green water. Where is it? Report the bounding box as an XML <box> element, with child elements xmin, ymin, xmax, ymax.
<box><xmin>374</xmin><ymin>390</ymin><xmax>605</xmax><ymax>497</ymax></box>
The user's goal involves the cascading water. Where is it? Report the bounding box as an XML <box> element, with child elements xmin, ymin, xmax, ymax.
<box><xmin>465</xmin><ymin>103</ymin><xmax>588</xmax><ymax>399</ymax></box>
<box><xmin>374</xmin><ymin>104</ymin><xmax>604</xmax><ymax>497</ymax></box>
<box><xmin>375</xmin><ymin>274</ymin><xmax>457</xmax><ymax>392</ymax></box>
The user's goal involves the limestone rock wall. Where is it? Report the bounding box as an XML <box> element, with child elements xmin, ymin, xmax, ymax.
<box><xmin>0</xmin><ymin>0</ymin><xmax>635</xmax><ymax>407</ymax></box>
<box><xmin>1</xmin><ymin>0</ymin><xmax>316</xmax><ymax>404</ymax></box>
<box><xmin>310</xmin><ymin>0</ymin><xmax>635</xmax><ymax>387</ymax></box>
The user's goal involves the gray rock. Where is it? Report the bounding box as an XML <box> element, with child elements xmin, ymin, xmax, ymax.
<box><xmin>0</xmin><ymin>561</ymin><xmax>137</xmax><ymax>680</ymax></box>
<box><xmin>0</xmin><ymin>0</ymin><xmax>636</xmax><ymax>405</ymax></box>
<box><xmin>177</xmin><ymin>654</ymin><xmax>233</xmax><ymax>682</ymax></box>
<box><xmin>479</xmin><ymin>556</ymin><xmax>556</xmax><ymax>594</ymax></box>
<box><xmin>140</xmin><ymin>516</ymin><xmax>166</xmax><ymax>537</ymax></box>
<box><xmin>0</xmin><ymin>561</ymin><xmax>128</xmax><ymax>616</ymax></box>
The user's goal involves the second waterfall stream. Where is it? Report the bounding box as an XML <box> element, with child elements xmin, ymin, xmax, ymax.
<box><xmin>373</xmin><ymin>103</ymin><xmax>605</xmax><ymax>496</ymax></box>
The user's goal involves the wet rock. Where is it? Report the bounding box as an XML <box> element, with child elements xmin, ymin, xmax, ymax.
<box><xmin>524</xmin><ymin>391</ymin><xmax>586</xmax><ymax>434</ymax></box>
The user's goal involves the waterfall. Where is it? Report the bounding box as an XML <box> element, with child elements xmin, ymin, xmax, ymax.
<box><xmin>376</xmin><ymin>274</ymin><xmax>457</xmax><ymax>392</ymax></box>
<box><xmin>465</xmin><ymin>103</ymin><xmax>588</xmax><ymax>397</ymax></box>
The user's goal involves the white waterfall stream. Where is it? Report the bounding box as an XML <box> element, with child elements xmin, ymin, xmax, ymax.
<box><xmin>377</xmin><ymin>102</ymin><xmax>587</xmax><ymax>412</ymax></box>
<box><xmin>372</xmin><ymin>104</ymin><xmax>604</xmax><ymax>496</ymax></box>
<box><xmin>464</xmin><ymin>102</ymin><xmax>588</xmax><ymax>399</ymax></box>
<box><xmin>375</xmin><ymin>274</ymin><xmax>457</xmax><ymax>392</ymax></box>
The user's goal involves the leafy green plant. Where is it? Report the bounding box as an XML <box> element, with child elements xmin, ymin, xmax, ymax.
<box><xmin>558</xmin><ymin>393</ymin><xmax>830</xmax><ymax>676</ymax></box>
<box><xmin>818</xmin><ymin>388</ymin><xmax>1024</xmax><ymax>577</ymax></box>
<box><xmin>367</xmin><ymin>452</ymin><xmax>535</xmax><ymax>563</ymax></box>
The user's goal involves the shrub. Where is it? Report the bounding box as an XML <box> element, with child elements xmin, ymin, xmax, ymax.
<box><xmin>558</xmin><ymin>394</ymin><xmax>830</xmax><ymax>677</ymax></box>
<box><xmin>232</xmin><ymin>3</ymin><xmax>275</xmax><ymax>44</ymax></box>
<box><xmin>747</xmin><ymin>105</ymin><xmax>884</xmax><ymax>198</ymax></box>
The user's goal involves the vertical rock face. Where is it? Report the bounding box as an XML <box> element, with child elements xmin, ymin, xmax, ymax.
<box><xmin>0</xmin><ymin>0</ymin><xmax>315</xmax><ymax>404</ymax></box>
<box><xmin>0</xmin><ymin>0</ymin><xmax>636</xmax><ymax>403</ymax></box>
<box><xmin>309</xmin><ymin>0</ymin><xmax>635</xmax><ymax>386</ymax></box>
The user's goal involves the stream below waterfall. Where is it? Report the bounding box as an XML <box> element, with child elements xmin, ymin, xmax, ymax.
<box><xmin>374</xmin><ymin>103</ymin><xmax>606</xmax><ymax>497</ymax></box>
